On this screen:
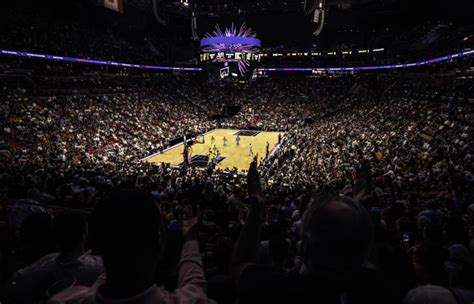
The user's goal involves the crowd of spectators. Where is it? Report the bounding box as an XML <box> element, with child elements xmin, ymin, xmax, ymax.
<box><xmin>0</xmin><ymin>64</ymin><xmax>473</xmax><ymax>304</ymax></box>
<box><xmin>1</xmin><ymin>2</ymin><xmax>473</xmax><ymax>302</ymax></box>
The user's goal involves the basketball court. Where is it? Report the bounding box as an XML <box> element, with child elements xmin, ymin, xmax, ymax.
<box><xmin>143</xmin><ymin>129</ymin><xmax>283</xmax><ymax>171</ymax></box>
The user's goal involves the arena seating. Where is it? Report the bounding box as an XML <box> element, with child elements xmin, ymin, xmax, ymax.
<box><xmin>1</xmin><ymin>3</ymin><xmax>473</xmax><ymax>304</ymax></box>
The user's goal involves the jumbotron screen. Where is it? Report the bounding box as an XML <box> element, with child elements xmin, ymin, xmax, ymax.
<box><xmin>199</xmin><ymin>52</ymin><xmax>261</xmax><ymax>62</ymax></box>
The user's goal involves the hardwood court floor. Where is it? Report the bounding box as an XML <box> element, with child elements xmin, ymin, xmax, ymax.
<box><xmin>144</xmin><ymin>129</ymin><xmax>283</xmax><ymax>171</ymax></box>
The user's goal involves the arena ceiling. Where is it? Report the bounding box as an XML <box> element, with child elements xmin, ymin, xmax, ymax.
<box><xmin>124</xmin><ymin>0</ymin><xmax>388</xmax><ymax>16</ymax></box>
<box><xmin>120</xmin><ymin>0</ymin><xmax>474</xmax><ymax>37</ymax></box>
<box><xmin>118</xmin><ymin>0</ymin><xmax>473</xmax><ymax>43</ymax></box>
<box><xmin>123</xmin><ymin>0</ymin><xmax>473</xmax><ymax>16</ymax></box>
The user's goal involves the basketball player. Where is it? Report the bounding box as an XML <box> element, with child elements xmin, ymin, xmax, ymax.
<box><xmin>249</xmin><ymin>143</ymin><xmax>254</xmax><ymax>156</ymax></box>
<box><xmin>236</xmin><ymin>135</ymin><xmax>241</xmax><ymax>147</ymax></box>
<box><xmin>183</xmin><ymin>143</ymin><xmax>192</xmax><ymax>166</ymax></box>
<box><xmin>211</xmin><ymin>135</ymin><xmax>215</xmax><ymax>144</ymax></box>
<box><xmin>223</xmin><ymin>136</ymin><xmax>228</xmax><ymax>147</ymax></box>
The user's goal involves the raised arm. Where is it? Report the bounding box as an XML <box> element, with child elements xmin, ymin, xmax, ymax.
<box><xmin>230</xmin><ymin>160</ymin><xmax>265</xmax><ymax>282</ymax></box>
<box><xmin>174</xmin><ymin>205</ymin><xmax>208</xmax><ymax>304</ymax></box>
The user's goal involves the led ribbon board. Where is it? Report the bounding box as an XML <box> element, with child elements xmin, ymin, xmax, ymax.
<box><xmin>1</xmin><ymin>49</ymin><xmax>473</xmax><ymax>73</ymax></box>
<box><xmin>0</xmin><ymin>49</ymin><xmax>202</xmax><ymax>71</ymax></box>
<box><xmin>256</xmin><ymin>50</ymin><xmax>474</xmax><ymax>72</ymax></box>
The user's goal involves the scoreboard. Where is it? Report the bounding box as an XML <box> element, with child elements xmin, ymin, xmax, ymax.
<box><xmin>200</xmin><ymin>52</ymin><xmax>261</xmax><ymax>63</ymax></box>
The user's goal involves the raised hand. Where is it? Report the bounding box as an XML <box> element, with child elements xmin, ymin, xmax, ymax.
<box><xmin>182</xmin><ymin>204</ymin><xmax>201</xmax><ymax>240</ymax></box>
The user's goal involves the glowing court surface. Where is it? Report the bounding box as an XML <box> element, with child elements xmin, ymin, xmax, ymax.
<box><xmin>144</xmin><ymin>129</ymin><xmax>283</xmax><ymax>170</ymax></box>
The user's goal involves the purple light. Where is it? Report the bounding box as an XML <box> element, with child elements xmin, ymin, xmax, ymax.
<box><xmin>201</xmin><ymin>23</ymin><xmax>260</xmax><ymax>52</ymax></box>
<box><xmin>0</xmin><ymin>49</ymin><xmax>202</xmax><ymax>72</ymax></box>
<box><xmin>256</xmin><ymin>50</ymin><xmax>474</xmax><ymax>73</ymax></box>
<box><xmin>200</xmin><ymin>36</ymin><xmax>261</xmax><ymax>50</ymax></box>
<box><xmin>2</xmin><ymin>49</ymin><xmax>473</xmax><ymax>75</ymax></box>
<box><xmin>201</xmin><ymin>23</ymin><xmax>261</xmax><ymax>75</ymax></box>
